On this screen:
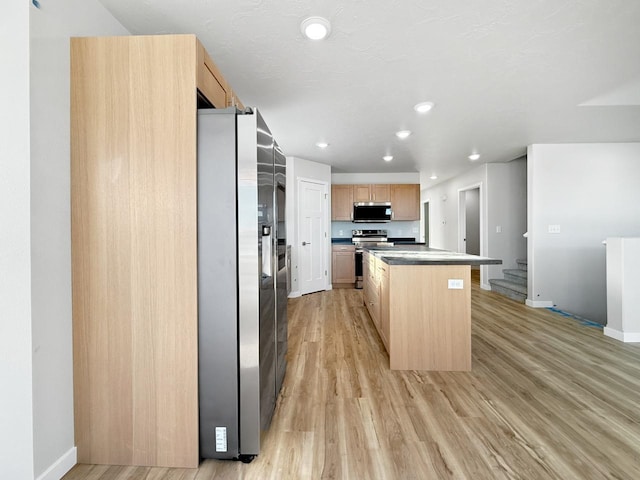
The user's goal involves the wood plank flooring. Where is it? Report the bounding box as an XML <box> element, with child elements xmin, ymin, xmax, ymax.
<box><xmin>64</xmin><ymin>275</ymin><xmax>640</xmax><ymax>479</ymax></box>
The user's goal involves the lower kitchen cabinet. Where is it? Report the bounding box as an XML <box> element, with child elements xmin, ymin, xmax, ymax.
<box><xmin>378</xmin><ymin>260</ymin><xmax>390</xmax><ymax>348</ymax></box>
<box><xmin>363</xmin><ymin>251</ymin><xmax>381</xmax><ymax>332</ymax></box>
<box><xmin>332</xmin><ymin>245</ymin><xmax>356</xmax><ymax>284</ymax></box>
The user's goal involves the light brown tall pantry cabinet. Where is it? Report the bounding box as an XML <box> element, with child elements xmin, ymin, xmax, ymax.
<box><xmin>71</xmin><ymin>34</ymin><xmax>238</xmax><ymax>468</ymax></box>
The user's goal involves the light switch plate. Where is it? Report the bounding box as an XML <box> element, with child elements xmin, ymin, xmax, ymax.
<box><xmin>548</xmin><ymin>224</ymin><xmax>561</xmax><ymax>234</ymax></box>
<box><xmin>448</xmin><ymin>279</ymin><xmax>464</xmax><ymax>289</ymax></box>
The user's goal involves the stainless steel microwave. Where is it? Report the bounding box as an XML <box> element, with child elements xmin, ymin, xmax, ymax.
<box><xmin>353</xmin><ymin>202</ymin><xmax>392</xmax><ymax>223</ymax></box>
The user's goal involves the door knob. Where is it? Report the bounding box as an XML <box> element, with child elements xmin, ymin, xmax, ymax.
<box><xmin>302</xmin><ymin>241</ymin><xmax>311</xmax><ymax>246</ymax></box>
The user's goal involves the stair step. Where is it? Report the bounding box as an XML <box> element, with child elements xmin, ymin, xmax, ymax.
<box><xmin>489</xmin><ymin>279</ymin><xmax>527</xmax><ymax>303</ymax></box>
<box><xmin>503</xmin><ymin>268</ymin><xmax>527</xmax><ymax>286</ymax></box>
<box><xmin>516</xmin><ymin>258</ymin><xmax>528</xmax><ymax>271</ymax></box>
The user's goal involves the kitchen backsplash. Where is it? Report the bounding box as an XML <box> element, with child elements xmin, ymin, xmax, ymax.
<box><xmin>331</xmin><ymin>221</ymin><xmax>421</xmax><ymax>239</ymax></box>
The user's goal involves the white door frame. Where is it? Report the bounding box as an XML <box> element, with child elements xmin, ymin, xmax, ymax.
<box><xmin>296</xmin><ymin>177</ymin><xmax>329</xmax><ymax>295</ymax></box>
<box><xmin>422</xmin><ymin>199</ymin><xmax>431</xmax><ymax>246</ymax></box>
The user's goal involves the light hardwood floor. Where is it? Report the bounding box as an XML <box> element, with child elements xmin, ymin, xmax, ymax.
<box><xmin>64</xmin><ymin>274</ymin><xmax>640</xmax><ymax>479</ymax></box>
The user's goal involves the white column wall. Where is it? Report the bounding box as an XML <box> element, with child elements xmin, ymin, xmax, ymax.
<box><xmin>527</xmin><ymin>143</ymin><xmax>640</xmax><ymax>323</ymax></box>
<box><xmin>0</xmin><ymin>2</ymin><xmax>34</xmax><ymax>479</ymax></box>
<box><xmin>29</xmin><ymin>2</ymin><xmax>127</xmax><ymax>479</ymax></box>
<box><xmin>604</xmin><ymin>237</ymin><xmax>640</xmax><ymax>342</ymax></box>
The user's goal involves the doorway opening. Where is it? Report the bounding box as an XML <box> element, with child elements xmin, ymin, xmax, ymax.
<box><xmin>423</xmin><ymin>201</ymin><xmax>430</xmax><ymax>247</ymax></box>
<box><xmin>458</xmin><ymin>183</ymin><xmax>483</xmax><ymax>280</ymax></box>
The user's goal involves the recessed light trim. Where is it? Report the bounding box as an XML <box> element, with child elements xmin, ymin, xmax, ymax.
<box><xmin>395</xmin><ymin>130</ymin><xmax>412</xmax><ymax>139</ymax></box>
<box><xmin>316</xmin><ymin>141</ymin><xmax>329</xmax><ymax>149</ymax></box>
<box><xmin>468</xmin><ymin>153</ymin><xmax>481</xmax><ymax>161</ymax></box>
<box><xmin>301</xmin><ymin>17</ymin><xmax>331</xmax><ymax>40</ymax></box>
<box><xmin>383</xmin><ymin>155</ymin><xmax>393</xmax><ymax>162</ymax></box>
<box><xmin>430</xmin><ymin>174</ymin><xmax>438</xmax><ymax>180</ymax></box>
<box><xmin>414</xmin><ymin>101</ymin><xmax>434</xmax><ymax>113</ymax></box>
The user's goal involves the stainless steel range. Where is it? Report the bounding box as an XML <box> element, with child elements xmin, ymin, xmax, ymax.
<box><xmin>352</xmin><ymin>229</ymin><xmax>389</xmax><ymax>289</ymax></box>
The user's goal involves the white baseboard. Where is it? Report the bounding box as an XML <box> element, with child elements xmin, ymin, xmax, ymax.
<box><xmin>36</xmin><ymin>447</ymin><xmax>76</xmax><ymax>480</ymax></box>
<box><xmin>604</xmin><ymin>327</ymin><xmax>640</xmax><ymax>343</ymax></box>
<box><xmin>326</xmin><ymin>284</ymin><xmax>333</xmax><ymax>291</ymax></box>
<box><xmin>525</xmin><ymin>299</ymin><xmax>554</xmax><ymax>308</ymax></box>
<box><xmin>288</xmin><ymin>290</ymin><xmax>301</xmax><ymax>298</ymax></box>
<box><xmin>480</xmin><ymin>283</ymin><xmax>491</xmax><ymax>291</ymax></box>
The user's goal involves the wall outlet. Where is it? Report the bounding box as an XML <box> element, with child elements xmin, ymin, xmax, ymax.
<box><xmin>339</xmin><ymin>230</ymin><xmax>343</xmax><ymax>236</ymax></box>
<box><xmin>448</xmin><ymin>279</ymin><xmax>464</xmax><ymax>289</ymax></box>
<box><xmin>496</xmin><ymin>225</ymin><xmax>502</xmax><ymax>233</ymax></box>
<box><xmin>548</xmin><ymin>224</ymin><xmax>561</xmax><ymax>234</ymax></box>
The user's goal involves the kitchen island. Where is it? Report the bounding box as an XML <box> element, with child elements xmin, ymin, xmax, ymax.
<box><xmin>362</xmin><ymin>246</ymin><xmax>501</xmax><ymax>371</ymax></box>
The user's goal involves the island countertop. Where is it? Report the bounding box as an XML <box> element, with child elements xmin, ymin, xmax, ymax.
<box><xmin>364</xmin><ymin>245</ymin><xmax>502</xmax><ymax>266</ymax></box>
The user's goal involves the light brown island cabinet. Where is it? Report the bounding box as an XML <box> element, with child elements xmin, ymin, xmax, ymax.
<box><xmin>331</xmin><ymin>245</ymin><xmax>356</xmax><ymax>284</ymax></box>
<box><xmin>364</xmin><ymin>254</ymin><xmax>472</xmax><ymax>371</ymax></box>
<box><xmin>331</xmin><ymin>184</ymin><xmax>354</xmax><ymax>221</ymax></box>
<box><xmin>70</xmin><ymin>34</ymin><xmax>241</xmax><ymax>469</ymax></box>
<box><xmin>353</xmin><ymin>184</ymin><xmax>391</xmax><ymax>202</ymax></box>
<box><xmin>363</xmin><ymin>251</ymin><xmax>380</xmax><ymax>329</ymax></box>
<box><xmin>391</xmin><ymin>184</ymin><xmax>420</xmax><ymax>220</ymax></box>
<box><xmin>378</xmin><ymin>259</ymin><xmax>390</xmax><ymax>349</ymax></box>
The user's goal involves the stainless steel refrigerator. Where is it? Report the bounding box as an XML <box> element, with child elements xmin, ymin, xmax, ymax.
<box><xmin>197</xmin><ymin>107</ymin><xmax>287</xmax><ymax>463</ymax></box>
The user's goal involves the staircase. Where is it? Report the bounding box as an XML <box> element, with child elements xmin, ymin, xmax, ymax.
<box><xmin>489</xmin><ymin>259</ymin><xmax>527</xmax><ymax>303</ymax></box>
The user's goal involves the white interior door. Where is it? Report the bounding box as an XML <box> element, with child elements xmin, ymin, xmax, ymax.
<box><xmin>298</xmin><ymin>179</ymin><xmax>327</xmax><ymax>295</ymax></box>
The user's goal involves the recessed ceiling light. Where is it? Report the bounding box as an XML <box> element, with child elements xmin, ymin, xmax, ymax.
<box><xmin>383</xmin><ymin>155</ymin><xmax>393</xmax><ymax>162</ymax></box>
<box><xmin>414</xmin><ymin>101</ymin><xmax>434</xmax><ymax>113</ymax></box>
<box><xmin>468</xmin><ymin>153</ymin><xmax>480</xmax><ymax>161</ymax></box>
<box><xmin>316</xmin><ymin>141</ymin><xmax>329</xmax><ymax>149</ymax></box>
<box><xmin>430</xmin><ymin>174</ymin><xmax>438</xmax><ymax>180</ymax></box>
<box><xmin>395</xmin><ymin>130</ymin><xmax>412</xmax><ymax>139</ymax></box>
<box><xmin>301</xmin><ymin>17</ymin><xmax>331</xmax><ymax>40</ymax></box>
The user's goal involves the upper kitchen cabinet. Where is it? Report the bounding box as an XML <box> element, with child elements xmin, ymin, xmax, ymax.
<box><xmin>391</xmin><ymin>184</ymin><xmax>420</xmax><ymax>220</ymax></box>
<box><xmin>332</xmin><ymin>184</ymin><xmax>354</xmax><ymax>221</ymax></box>
<box><xmin>354</xmin><ymin>184</ymin><xmax>390</xmax><ymax>202</ymax></box>
<box><xmin>197</xmin><ymin>39</ymin><xmax>228</xmax><ymax>107</ymax></box>
<box><xmin>70</xmin><ymin>34</ymin><xmax>239</xmax><ymax>469</ymax></box>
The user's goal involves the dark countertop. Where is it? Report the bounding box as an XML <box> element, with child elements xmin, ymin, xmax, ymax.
<box><xmin>364</xmin><ymin>245</ymin><xmax>502</xmax><ymax>266</ymax></box>
<box><xmin>331</xmin><ymin>237</ymin><xmax>421</xmax><ymax>245</ymax></box>
<box><xmin>331</xmin><ymin>238</ymin><xmax>354</xmax><ymax>244</ymax></box>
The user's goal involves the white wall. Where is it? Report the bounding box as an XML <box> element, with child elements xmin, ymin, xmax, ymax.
<box><xmin>286</xmin><ymin>156</ymin><xmax>332</xmax><ymax>296</ymax></box>
<box><xmin>421</xmin><ymin>159</ymin><xmax>527</xmax><ymax>289</ymax></box>
<box><xmin>0</xmin><ymin>3</ymin><xmax>34</xmax><ymax>479</ymax></box>
<box><xmin>1</xmin><ymin>3</ymin><xmax>129</xmax><ymax>480</ymax></box>
<box><xmin>331</xmin><ymin>172</ymin><xmax>419</xmax><ymax>184</ymax></box>
<box><xmin>421</xmin><ymin>165</ymin><xmax>487</xmax><ymax>251</ymax></box>
<box><xmin>527</xmin><ymin>143</ymin><xmax>640</xmax><ymax>323</ymax></box>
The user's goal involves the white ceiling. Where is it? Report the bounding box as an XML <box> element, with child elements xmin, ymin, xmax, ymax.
<box><xmin>97</xmin><ymin>0</ymin><xmax>640</xmax><ymax>185</ymax></box>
